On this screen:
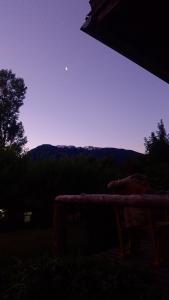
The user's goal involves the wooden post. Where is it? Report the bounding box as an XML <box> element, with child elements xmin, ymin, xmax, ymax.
<box><xmin>53</xmin><ymin>203</ymin><xmax>66</xmax><ymax>256</ymax></box>
<box><xmin>114</xmin><ymin>207</ymin><xmax>126</xmax><ymax>257</ymax></box>
<box><xmin>146</xmin><ymin>209</ymin><xmax>160</xmax><ymax>266</ymax></box>
<box><xmin>164</xmin><ymin>208</ymin><xmax>169</xmax><ymax>222</ymax></box>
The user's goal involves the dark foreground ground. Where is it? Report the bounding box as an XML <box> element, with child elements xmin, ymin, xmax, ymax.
<box><xmin>1</xmin><ymin>228</ymin><xmax>169</xmax><ymax>300</ymax></box>
<box><xmin>0</xmin><ymin>228</ymin><xmax>53</xmax><ymax>259</ymax></box>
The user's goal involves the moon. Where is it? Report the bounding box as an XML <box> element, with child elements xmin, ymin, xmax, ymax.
<box><xmin>65</xmin><ymin>66</ymin><xmax>68</xmax><ymax>71</ymax></box>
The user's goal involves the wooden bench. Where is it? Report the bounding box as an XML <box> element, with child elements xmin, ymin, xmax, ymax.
<box><xmin>54</xmin><ymin>194</ymin><xmax>169</xmax><ymax>265</ymax></box>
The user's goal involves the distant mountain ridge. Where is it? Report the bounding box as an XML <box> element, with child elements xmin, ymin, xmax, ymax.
<box><xmin>28</xmin><ymin>144</ymin><xmax>143</xmax><ymax>164</ymax></box>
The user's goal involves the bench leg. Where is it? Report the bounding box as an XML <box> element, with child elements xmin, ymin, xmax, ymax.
<box><xmin>147</xmin><ymin>209</ymin><xmax>160</xmax><ymax>266</ymax></box>
<box><xmin>53</xmin><ymin>204</ymin><xmax>66</xmax><ymax>256</ymax></box>
<box><xmin>114</xmin><ymin>208</ymin><xmax>126</xmax><ymax>257</ymax></box>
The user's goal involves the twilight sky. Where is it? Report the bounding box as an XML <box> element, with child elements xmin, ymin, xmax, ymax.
<box><xmin>0</xmin><ymin>0</ymin><xmax>169</xmax><ymax>153</ymax></box>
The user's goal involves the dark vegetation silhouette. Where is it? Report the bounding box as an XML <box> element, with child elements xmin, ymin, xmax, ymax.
<box><xmin>144</xmin><ymin>119</ymin><xmax>169</xmax><ymax>190</ymax></box>
<box><xmin>144</xmin><ymin>119</ymin><xmax>169</xmax><ymax>160</ymax></box>
<box><xmin>0</xmin><ymin>147</ymin><xmax>144</xmax><ymax>229</ymax></box>
<box><xmin>0</xmin><ymin>69</ymin><xmax>27</xmax><ymax>155</ymax></box>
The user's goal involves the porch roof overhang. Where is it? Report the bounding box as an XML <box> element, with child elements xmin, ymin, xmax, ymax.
<box><xmin>81</xmin><ymin>0</ymin><xmax>169</xmax><ymax>84</ymax></box>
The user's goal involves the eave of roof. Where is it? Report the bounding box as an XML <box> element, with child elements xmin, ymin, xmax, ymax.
<box><xmin>81</xmin><ymin>0</ymin><xmax>169</xmax><ymax>84</ymax></box>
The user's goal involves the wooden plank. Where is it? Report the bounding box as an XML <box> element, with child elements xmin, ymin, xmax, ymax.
<box><xmin>55</xmin><ymin>194</ymin><xmax>169</xmax><ymax>208</ymax></box>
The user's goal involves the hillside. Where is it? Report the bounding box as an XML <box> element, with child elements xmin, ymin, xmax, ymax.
<box><xmin>28</xmin><ymin>144</ymin><xmax>143</xmax><ymax>164</ymax></box>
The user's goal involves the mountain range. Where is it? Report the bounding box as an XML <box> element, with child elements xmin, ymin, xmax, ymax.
<box><xmin>28</xmin><ymin>144</ymin><xmax>143</xmax><ymax>164</ymax></box>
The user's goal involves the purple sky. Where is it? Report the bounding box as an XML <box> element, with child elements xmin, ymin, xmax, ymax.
<box><xmin>0</xmin><ymin>0</ymin><xmax>169</xmax><ymax>153</ymax></box>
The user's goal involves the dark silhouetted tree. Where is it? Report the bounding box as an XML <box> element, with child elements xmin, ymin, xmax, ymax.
<box><xmin>144</xmin><ymin>119</ymin><xmax>169</xmax><ymax>160</ymax></box>
<box><xmin>0</xmin><ymin>69</ymin><xmax>27</xmax><ymax>154</ymax></box>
